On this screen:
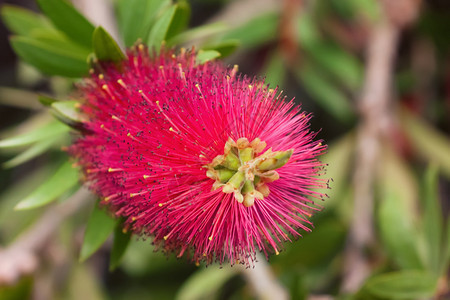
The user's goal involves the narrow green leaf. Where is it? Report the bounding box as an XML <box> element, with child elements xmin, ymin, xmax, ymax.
<box><xmin>92</xmin><ymin>26</ymin><xmax>126</xmax><ymax>63</ymax></box>
<box><xmin>109</xmin><ymin>221</ymin><xmax>132</xmax><ymax>271</ymax></box>
<box><xmin>400</xmin><ymin>108</ymin><xmax>450</xmax><ymax>178</ymax></box>
<box><xmin>3</xmin><ymin>136</ymin><xmax>62</xmax><ymax>168</ymax></box>
<box><xmin>36</xmin><ymin>0</ymin><xmax>95</xmax><ymax>49</ymax></box>
<box><xmin>0</xmin><ymin>87</ymin><xmax>41</xmax><ymax>110</ymax></box>
<box><xmin>80</xmin><ymin>204</ymin><xmax>117</xmax><ymax>262</ymax></box>
<box><xmin>0</xmin><ymin>121</ymin><xmax>69</xmax><ymax>148</ymax></box>
<box><xmin>364</xmin><ymin>271</ymin><xmax>437</xmax><ymax>299</ymax></box>
<box><xmin>38</xmin><ymin>94</ymin><xmax>59</xmax><ymax>106</ymax></box>
<box><xmin>303</xmin><ymin>41</ymin><xmax>363</xmax><ymax>90</ymax></box>
<box><xmin>15</xmin><ymin>160</ymin><xmax>79</xmax><ymax>210</ymax></box>
<box><xmin>202</xmin><ymin>39</ymin><xmax>240</xmax><ymax>58</ymax></box>
<box><xmin>175</xmin><ymin>267</ymin><xmax>237</xmax><ymax>300</ymax></box>
<box><xmin>262</xmin><ymin>50</ymin><xmax>286</xmax><ymax>88</ymax></box>
<box><xmin>169</xmin><ymin>22</ymin><xmax>228</xmax><ymax>45</ymax></box>
<box><xmin>220</xmin><ymin>13</ymin><xmax>278</xmax><ymax>48</ymax></box>
<box><xmin>378</xmin><ymin>187</ymin><xmax>424</xmax><ymax>270</ymax></box>
<box><xmin>197</xmin><ymin>50</ymin><xmax>221</xmax><ymax>64</ymax></box>
<box><xmin>297</xmin><ymin>64</ymin><xmax>355</xmax><ymax>123</ymax></box>
<box><xmin>117</xmin><ymin>0</ymin><xmax>170</xmax><ymax>47</ymax></box>
<box><xmin>422</xmin><ymin>164</ymin><xmax>443</xmax><ymax>275</ymax></box>
<box><xmin>1</xmin><ymin>5</ymin><xmax>52</xmax><ymax>36</ymax></box>
<box><xmin>165</xmin><ymin>0</ymin><xmax>191</xmax><ymax>42</ymax></box>
<box><xmin>30</xmin><ymin>28</ymin><xmax>91</xmax><ymax>58</ymax></box>
<box><xmin>147</xmin><ymin>5</ymin><xmax>177</xmax><ymax>49</ymax></box>
<box><xmin>51</xmin><ymin>100</ymin><xmax>85</xmax><ymax>128</ymax></box>
<box><xmin>10</xmin><ymin>36</ymin><xmax>89</xmax><ymax>77</ymax></box>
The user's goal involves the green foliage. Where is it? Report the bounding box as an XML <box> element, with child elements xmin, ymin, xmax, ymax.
<box><xmin>362</xmin><ymin>271</ymin><xmax>437</xmax><ymax>300</ymax></box>
<box><xmin>36</xmin><ymin>0</ymin><xmax>95</xmax><ymax>49</ymax></box>
<box><xmin>117</xmin><ymin>0</ymin><xmax>170</xmax><ymax>47</ymax></box>
<box><xmin>92</xmin><ymin>26</ymin><xmax>126</xmax><ymax>63</ymax></box>
<box><xmin>80</xmin><ymin>203</ymin><xmax>117</xmax><ymax>262</ymax></box>
<box><xmin>196</xmin><ymin>50</ymin><xmax>221</xmax><ymax>64</ymax></box>
<box><xmin>175</xmin><ymin>267</ymin><xmax>238</xmax><ymax>300</ymax></box>
<box><xmin>14</xmin><ymin>160</ymin><xmax>79</xmax><ymax>210</ymax></box>
<box><xmin>202</xmin><ymin>39</ymin><xmax>240</xmax><ymax>58</ymax></box>
<box><xmin>1</xmin><ymin>5</ymin><xmax>52</xmax><ymax>36</ymax></box>
<box><xmin>10</xmin><ymin>36</ymin><xmax>90</xmax><ymax>77</ymax></box>
<box><xmin>110</xmin><ymin>221</ymin><xmax>132</xmax><ymax>271</ymax></box>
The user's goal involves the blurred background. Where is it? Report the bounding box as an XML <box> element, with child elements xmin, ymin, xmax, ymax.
<box><xmin>0</xmin><ymin>0</ymin><xmax>449</xmax><ymax>299</ymax></box>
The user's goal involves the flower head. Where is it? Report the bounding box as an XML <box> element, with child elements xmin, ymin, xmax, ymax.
<box><xmin>70</xmin><ymin>45</ymin><xmax>327</xmax><ymax>266</ymax></box>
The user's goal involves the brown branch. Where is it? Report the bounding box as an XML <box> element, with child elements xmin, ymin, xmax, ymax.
<box><xmin>341</xmin><ymin>0</ymin><xmax>421</xmax><ymax>293</ymax></box>
<box><xmin>0</xmin><ymin>188</ymin><xmax>92</xmax><ymax>285</ymax></box>
<box><xmin>240</xmin><ymin>253</ymin><xmax>289</xmax><ymax>300</ymax></box>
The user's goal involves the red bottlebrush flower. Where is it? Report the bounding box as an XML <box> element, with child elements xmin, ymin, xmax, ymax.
<box><xmin>70</xmin><ymin>45</ymin><xmax>327</xmax><ymax>266</ymax></box>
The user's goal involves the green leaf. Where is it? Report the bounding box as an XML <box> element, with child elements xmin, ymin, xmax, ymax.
<box><xmin>3</xmin><ymin>136</ymin><xmax>63</xmax><ymax>168</ymax></box>
<box><xmin>202</xmin><ymin>39</ymin><xmax>240</xmax><ymax>58</ymax></box>
<box><xmin>36</xmin><ymin>0</ymin><xmax>95</xmax><ymax>49</ymax></box>
<box><xmin>378</xmin><ymin>185</ymin><xmax>424</xmax><ymax>270</ymax></box>
<box><xmin>297</xmin><ymin>64</ymin><xmax>355</xmax><ymax>123</ymax></box>
<box><xmin>109</xmin><ymin>221</ymin><xmax>132</xmax><ymax>271</ymax></box>
<box><xmin>169</xmin><ymin>22</ymin><xmax>227</xmax><ymax>45</ymax></box>
<box><xmin>147</xmin><ymin>5</ymin><xmax>177</xmax><ymax>49</ymax></box>
<box><xmin>400</xmin><ymin>108</ymin><xmax>450</xmax><ymax>178</ymax></box>
<box><xmin>10</xmin><ymin>36</ymin><xmax>89</xmax><ymax>77</ymax></box>
<box><xmin>196</xmin><ymin>50</ymin><xmax>221</xmax><ymax>64</ymax></box>
<box><xmin>364</xmin><ymin>271</ymin><xmax>437</xmax><ymax>299</ymax></box>
<box><xmin>92</xmin><ymin>26</ymin><xmax>126</xmax><ymax>63</ymax></box>
<box><xmin>422</xmin><ymin>164</ymin><xmax>443</xmax><ymax>275</ymax></box>
<box><xmin>0</xmin><ymin>120</ymin><xmax>69</xmax><ymax>148</ymax></box>
<box><xmin>30</xmin><ymin>28</ymin><xmax>91</xmax><ymax>58</ymax></box>
<box><xmin>15</xmin><ymin>160</ymin><xmax>79</xmax><ymax>210</ymax></box>
<box><xmin>117</xmin><ymin>0</ymin><xmax>170</xmax><ymax>47</ymax></box>
<box><xmin>51</xmin><ymin>100</ymin><xmax>85</xmax><ymax>128</ymax></box>
<box><xmin>38</xmin><ymin>94</ymin><xmax>59</xmax><ymax>106</ymax></box>
<box><xmin>80</xmin><ymin>204</ymin><xmax>117</xmax><ymax>262</ymax></box>
<box><xmin>262</xmin><ymin>50</ymin><xmax>286</xmax><ymax>88</ymax></box>
<box><xmin>175</xmin><ymin>267</ymin><xmax>237</xmax><ymax>300</ymax></box>
<box><xmin>1</xmin><ymin>5</ymin><xmax>52</xmax><ymax>36</ymax></box>
<box><xmin>165</xmin><ymin>0</ymin><xmax>191</xmax><ymax>42</ymax></box>
<box><xmin>220</xmin><ymin>13</ymin><xmax>278</xmax><ymax>48</ymax></box>
<box><xmin>303</xmin><ymin>41</ymin><xmax>363</xmax><ymax>90</ymax></box>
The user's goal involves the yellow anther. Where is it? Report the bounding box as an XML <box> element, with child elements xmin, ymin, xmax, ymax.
<box><xmin>169</xmin><ymin>127</ymin><xmax>174</xmax><ymax>132</ymax></box>
<box><xmin>158</xmin><ymin>203</ymin><xmax>163</xmax><ymax>207</ymax></box>
<box><xmin>98</xmin><ymin>74</ymin><xmax>104</xmax><ymax>80</ymax></box>
<box><xmin>143</xmin><ymin>175</ymin><xmax>150</xmax><ymax>179</ymax></box>
<box><xmin>102</xmin><ymin>84</ymin><xmax>108</xmax><ymax>90</ymax></box>
<box><xmin>208</xmin><ymin>236</ymin><xmax>213</xmax><ymax>241</ymax></box>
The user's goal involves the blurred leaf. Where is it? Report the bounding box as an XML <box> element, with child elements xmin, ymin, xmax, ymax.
<box><xmin>202</xmin><ymin>39</ymin><xmax>240</xmax><ymax>58</ymax></box>
<box><xmin>117</xmin><ymin>0</ymin><xmax>170</xmax><ymax>47</ymax></box>
<box><xmin>109</xmin><ymin>221</ymin><xmax>132</xmax><ymax>271</ymax></box>
<box><xmin>51</xmin><ymin>100</ymin><xmax>85</xmax><ymax>128</ymax></box>
<box><xmin>166</xmin><ymin>0</ymin><xmax>191</xmax><ymax>42</ymax></box>
<box><xmin>3</xmin><ymin>135</ymin><xmax>63</xmax><ymax>168</ymax></box>
<box><xmin>175</xmin><ymin>267</ymin><xmax>237</xmax><ymax>300</ymax></box>
<box><xmin>296</xmin><ymin>13</ymin><xmax>321</xmax><ymax>46</ymax></box>
<box><xmin>93</xmin><ymin>26</ymin><xmax>126</xmax><ymax>63</ymax></box>
<box><xmin>0</xmin><ymin>120</ymin><xmax>69</xmax><ymax>148</ymax></box>
<box><xmin>400</xmin><ymin>108</ymin><xmax>450</xmax><ymax>178</ymax></box>
<box><xmin>80</xmin><ymin>204</ymin><xmax>117</xmax><ymax>262</ymax></box>
<box><xmin>422</xmin><ymin>164</ymin><xmax>443</xmax><ymax>275</ymax></box>
<box><xmin>0</xmin><ymin>87</ymin><xmax>41</xmax><ymax>110</ymax></box>
<box><xmin>364</xmin><ymin>271</ymin><xmax>437</xmax><ymax>299</ymax></box>
<box><xmin>147</xmin><ymin>5</ymin><xmax>177</xmax><ymax>49</ymax></box>
<box><xmin>220</xmin><ymin>13</ymin><xmax>278</xmax><ymax>48</ymax></box>
<box><xmin>65</xmin><ymin>264</ymin><xmax>106</xmax><ymax>300</ymax></box>
<box><xmin>15</xmin><ymin>160</ymin><xmax>79</xmax><ymax>210</ymax></box>
<box><xmin>36</xmin><ymin>0</ymin><xmax>95</xmax><ymax>49</ymax></box>
<box><xmin>378</xmin><ymin>186</ymin><xmax>424</xmax><ymax>270</ymax></box>
<box><xmin>262</xmin><ymin>51</ymin><xmax>286</xmax><ymax>88</ymax></box>
<box><xmin>303</xmin><ymin>42</ymin><xmax>363</xmax><ymax>90</ymax></box>
<box><xmin>38</xmin><ymin>94</ymin><xmax>59</xmax><ymax>106</ymax></box>
<box><xmin>10</xmin><ymin>36</ymin><xmax>89</xmax><ymax>77</ymax></box>
<box><xmin>0</xmin><ymin>276</ymin><xmax>33</xmax><ymax>300</ymax></box>
<box><xmin>297</xmin><ymin>64</ymin><xmax>355</xmax><ymax>123</ymax></box>
<box><xmin>197</xmin><ymin>50</ymin><xmax>221</xmax><ymax>64</ymax></box>
<box><xmin>169</xmin><ymin>22</ymin><xmax>228</xmax><ymax>45</ymax></box>
<box><xmin>30</xmin><ymin>28</ymin><xmax>91</xmax><ymax>58</ymax></box>
<box><xmin>1</xmin><ymin>5</ymin><xmax>52</xmax><ymax>36</ymax></box>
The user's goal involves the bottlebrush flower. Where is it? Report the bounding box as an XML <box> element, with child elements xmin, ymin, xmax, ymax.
<box><xmin>69</xmin><ymin>44</ymin><xmax>328</xmax><ymax>266</ymax></box>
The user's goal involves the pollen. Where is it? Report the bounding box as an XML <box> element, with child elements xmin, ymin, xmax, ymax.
<box><xmin>204</xmin><ymin>137</ymin><xmax>293</xmax><ymax>207</ymax></box>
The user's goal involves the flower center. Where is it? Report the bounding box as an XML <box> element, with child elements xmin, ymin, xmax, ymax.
<box><xmin>205</xmin><ymin>137</ymin><xmax>293</xmax><ymax>207</ymax></box>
